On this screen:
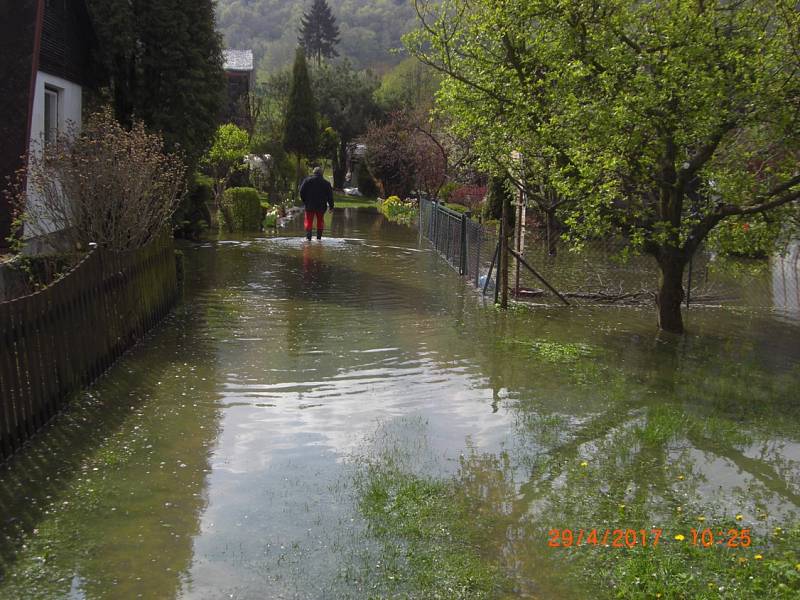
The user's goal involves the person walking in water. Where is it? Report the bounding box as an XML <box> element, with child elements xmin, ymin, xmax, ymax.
<box><xmin>299</xmin><ymin>166</ymin><xmax>335</xmax><ymax>241</ymax></box>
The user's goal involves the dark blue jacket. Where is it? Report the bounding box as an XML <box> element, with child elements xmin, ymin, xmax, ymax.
<box><xmin>299</xmin><ymin>174</ymin><xmax>334</xmax><ymax>212</ymax></box>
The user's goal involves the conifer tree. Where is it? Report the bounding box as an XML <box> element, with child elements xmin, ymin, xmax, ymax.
<box><xmin>297</xmin><ymin>0</ymin><xmax>340</xmax><ymax>66</ymax></box>
<box><xmin>86</xmin><ymin>0</ymin><xmax>225</xmax><ymax>170</ymax></box>
<box><xmin>283</xmin><ymin>48</ymin><xmax>319</xmax><ymax>189</ymax></box>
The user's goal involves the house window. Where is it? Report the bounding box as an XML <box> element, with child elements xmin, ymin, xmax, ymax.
<box><xmin>44</xmin><ymin>86</ymin><xmax>60</xmax><ymax>144</ymax></box>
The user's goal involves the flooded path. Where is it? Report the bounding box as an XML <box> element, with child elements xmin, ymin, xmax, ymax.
<box><xmin>0</xmin><ymin>208</ymin><xmax>798</xmax><ymax>598</ymax></box>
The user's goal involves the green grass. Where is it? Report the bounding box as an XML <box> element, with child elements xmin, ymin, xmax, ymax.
<box><xmin>333</xmin><ymin>191</ymin><xmax>378</xmax><ymax>208</ymax></box>
<box><xmin>504</xmin><ymin>338</ymin><xmax>596</xmax><ymax>363</ymax></box>
<box><xmin>444</xmin><ymin>202</ymin><xmax>471</xmax><ymax>214</ymax></box>
<box><xmin>580</xmin><ymin>521</ymin><xmax>800</xmax><ymax>599</ymax></box>
<box><xmin>357</xmin><ymin>462</ymin><xmax>509</xmax><ymax>599</ymax></box>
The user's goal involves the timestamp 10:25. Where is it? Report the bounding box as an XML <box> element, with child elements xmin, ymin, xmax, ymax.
<box><xmin>547</xmin><ymin>528</ymin><xmax>752</xmax><ymax>548</ymax></box>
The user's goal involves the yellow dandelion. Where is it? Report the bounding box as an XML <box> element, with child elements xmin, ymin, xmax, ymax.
<box><xmin>754</xmin><ymin>554</ymin><xmax>763</xmax><ymax>560</ymax></box>
<box><xmin>619</xmin><ymin>504</ymin><xmax>626</xmax><ymax>509</ymax></box>
<box><xmin>697</xmin><ymin>516</ymin><xmax>706</xmax><ymax>522</ymax></box>
<box><xmin>774</xmin><ymin>527</ymin><xmax>782</xmax><ymax>535</ymax></box>
<box><xmin>677</xmin><ymin>475</ymin><xmax>685</xmax><ymax>480</ymax></box>
<box><xmin>580</xmin><ymin>461</ymin><xmax>588</xmax><ymax>467</ymax></box>
<box><xmin>795</xmin><ymin>563</ymin><xmax>800</xmax><ymax>571</ymax></box>
<box><xmin>674</xmin><ymin>534</ymin><xmax>685</xmax><ymax>541</ymax></box>
<box><xmin>735</xmin><ymin>514</ymin><xmax>743</xmax><ymax>521</ymax></box>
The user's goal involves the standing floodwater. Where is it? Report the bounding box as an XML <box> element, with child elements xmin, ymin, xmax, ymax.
<box><xmin>0</xmin><ymin>208</ymin><xmax>798</xmax><ymax>599</ymax></box>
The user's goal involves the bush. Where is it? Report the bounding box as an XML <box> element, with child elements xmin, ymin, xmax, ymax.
<box><xmin>379</xmin><ymin>195</ymin><xmax>416</xmax><ymax>226</ymax></box>
<box><xmin>220</xmin><ymin>187</ymin><xmax>262</xmax><ymax>232</ymax></box>
<box><xmin>173</xmin><ymin>174</ymin><xmax>212</xmax><ymax>240</ymax></box>
<box><xmin>262</xmin><ymin>205</ymin><xmax>280</xmax><ymax>229</ymax></box>
<box><xmin>18</xmin><ymin>108</ymin><xmax>185</xmax><ymax>251</ymax></box>
<box><xmin>250</xmin><ymin>138</ymin><xmax>295</xmax><ymax>199</ymax></box>
<box><xmin>438</xmin><ymin>181</ymin><xmax>458</xmax><ymax>203</ymax></box>
<box><xmin>357</xmin><ymin>160</ymin><xmax>379</xmax><ymax>197</ymax></box>
<box><xmin>450</xmin><ymin>185</ymin><xmax>487</xmax><ymax>211</ymax></box>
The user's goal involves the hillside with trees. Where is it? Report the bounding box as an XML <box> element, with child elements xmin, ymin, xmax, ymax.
<box><xmin>216</xmin><ymin>0</ymin><xmax>417</xmax><ymax>72</ymax></box>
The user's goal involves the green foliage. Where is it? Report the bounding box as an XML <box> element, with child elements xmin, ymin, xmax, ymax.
<box><xmin>357</xmin><ymin>462</ymin><xmax>507</xmax><ymax>598</ymax></box>
<box><xmin>87</xmin><ymin>0</ymin><xmax>225</xmax><ymax>170</ymax></box>
<box><xmin>203</xmin><ymin>124</ymin><xmax>250</xmax><ymax>171</ymax></box>
<box><xmin>378</xmin><ymin>195</ymin><xmax>416</xmax><ymax>226</ymax></box>
<box><xmin>357</xmin><ymin>160</ymin><xmax>378</xmax><ymax>197</ymax></box>
<box><xmin>504</xmin><ymin>339</ymin><xmax>595</xmax><ymax>364</ymax></box>
<box><xmin>216</xmin><ymin>0</ymin><xmax>418</xmax><ymax>72</ymax></box>
<box><xmin>220</xmin><ymin>187</ymin><xmax>262</xmax><ymax>232</ymax></box>
<box><xmin>374</xmin><ymin>57</ymin><xmax>441</xmax><ymax>112</ymax></box>
<box><xmin>173</xmin><ymin>174</ymin><xmax>212</xmax><ymax>240</ymax></box>
<box><xmin>706</xmin><ymin>212</ymin><xmax>790</xmax><ymax>258</ymax></box>
<box><xmin>262</xmin><ymin>205</ymin><xmax>280</xmax><ymax>229</ymax></box>
<box><xmin>311</xmin><ymin>60</ymin><xmax>382</xmax><ymax>186</ymax></box>
<box><xmin>250</xmin><ymin>137</ymin><xmax>294</xmax><ymax>200</ymax></box>
<box><xmin>407</xmin><ymin>0</ymin><xmax>800</xmax><ymax>332</ymax></box>
<box><xmin>298</xmin><ymin>0</ymin><xmax>340</xmax><ymax>65</ymax></box>
<box><xmin>438</xmin><ymin>181</ymin><xmax>458</xmax><ymax>203</ymax></box>
<box><xmin>283</xmin><ymin>49</ymin><xmax>319</xmax><ymax>160</ymax></box>
<box><xmin>201</xmin><ymin>124</ymin><xmax>250</xmax><ymax>204</ymax></box>
<box><xmin>332</xmin><ymin>191</ymin><xmax>376</xmax><ymax>208</ymax></box>
<box><xmin>483</xmin><ymin>176</ymin><xmax>513</xmax><ymax>222</ymax></box>
<box><xmin>444</xmin><ymin>203</ymin><xmax>470</xmax><ymax>214</ymax></box>
<box><xmin>317</xmin><ymin>126</ymin><xmax>340</xmax><ymax>162</ymax></box>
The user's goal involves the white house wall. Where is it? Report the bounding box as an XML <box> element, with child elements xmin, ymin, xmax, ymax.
<box><xmin>29</xmin><ymin>71</ymin><xmax>83</xmax><ymax>150</ymax></box>
<box><xmin>25</xmin><ymin>71</ymin><xmax>83</xmax><ymax>243</ymax></box>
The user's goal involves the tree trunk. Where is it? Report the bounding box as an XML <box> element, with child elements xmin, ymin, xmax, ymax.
<box><xmin>656</xmin><ymin>255</ymin><xmax>687</xmax><ymax>334</ymax></box>
<box><xmin>545</xmin><ymin>209</ymin><xmax>559</xmax><ymax>256</ymax></box>
<box><xmin>332</xmin><ymin>139</ymin><xmax>347</xmax><ymax>189</ymax></box>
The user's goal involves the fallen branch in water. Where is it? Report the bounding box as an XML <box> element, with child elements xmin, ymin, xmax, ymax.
<box><xmin>513</xmin><ymin>284</ymin><xmax>736</xmax><ymax>305</ymax></box>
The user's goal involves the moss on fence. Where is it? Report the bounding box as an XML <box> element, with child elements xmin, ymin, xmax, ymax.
<box><xmin>219</xmin><ymin>187</ymin><xmax>262</xmax><ymax>233</ymax></box>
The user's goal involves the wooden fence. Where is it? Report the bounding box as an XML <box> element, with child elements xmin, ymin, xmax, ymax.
<box><xmin>0</xmin><ymin>233</ymin><xmax>178</xmax><ymax>460</ymax></box>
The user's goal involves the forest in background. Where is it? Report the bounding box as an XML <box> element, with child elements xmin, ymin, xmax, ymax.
<box><xmin>216</xmin><ymin>0</ymin><xmax>418</xmax><ymax>74</ymax></box>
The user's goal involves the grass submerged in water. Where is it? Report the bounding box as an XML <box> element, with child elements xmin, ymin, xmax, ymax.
<box><xmin>356</xmin><ymin>460</ymin><xmax>508</xmax><ymax>599</ymax></box>
<box><xmin>354</xmin><ymin>423</ymin><xmax>800</xmax><ymax>600</ymax></box>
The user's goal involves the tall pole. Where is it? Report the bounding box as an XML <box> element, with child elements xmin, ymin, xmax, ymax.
<box><xmin>500</xmin><ymin>185</ymin><xmax>510</xmax><ymax>309</ymax></box>
<box><xmin>514</xmin><ymin>190</ymin><xmax>523</xmax><ymax>296</ymax></box>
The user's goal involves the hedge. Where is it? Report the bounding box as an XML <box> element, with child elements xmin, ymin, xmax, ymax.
<box><xmin>220</xmin><ymin>187</ymin><xmax>262</xmax><ymax>232</ymax></box>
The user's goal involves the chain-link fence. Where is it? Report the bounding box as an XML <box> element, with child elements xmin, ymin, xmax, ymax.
<box><xmin>418</xmin><ymin>199</ymin><xmax>498</xmax><ymax>291</ymax></box>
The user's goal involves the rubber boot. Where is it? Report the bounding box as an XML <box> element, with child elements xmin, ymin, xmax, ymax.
<box><xmin>305</xmin><ymin>230</ymin><xmax>312</xmax><ymax>241</ymax></box>
<box><xmin>316</xmin><ymin>229</ymin><xmax>323</xmax><ymax>240</ymax></box>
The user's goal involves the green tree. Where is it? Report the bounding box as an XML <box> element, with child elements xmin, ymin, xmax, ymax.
<box><xmin>283</xmin><ymin>48</ymin><xmax>320</xmax><ymax>191</ymax></box>
<box><xmin>298</xmin><ymin>0</ymin><xmax>341</xmax><ymax>66</ymax></box>
<box><xmin>374</xmin><ymin>57</ymin><xmax>440</xmax><ymax>113</ymax></box>
<box><xmin>407</xmin><ymin>0</ymin><xmax>800</xmax><ymax>333</ymax></box>
<box><xmin>312</xmin><ymin>61</ymin><xmax>381</xmax><ymax>187</ymax></box>
<box><xmin>86</xmin><ymin>0</ymin><xmax>225</xmax><ymax>170</ymax></box>
<box><xmin>201</xmin><ymin>124</ymin><xmax>251</xmax><ymax>208</ymax></box>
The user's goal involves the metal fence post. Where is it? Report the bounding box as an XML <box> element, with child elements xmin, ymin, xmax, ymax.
<box><xmin>460</xmin><ymin>213</ymin><xmax>469</xmax><ymax>276</ymax></box>
<box><xmin>474</xmin><ymin>225</ymin><xmax>481</xmax><ymax>287</ymax></box>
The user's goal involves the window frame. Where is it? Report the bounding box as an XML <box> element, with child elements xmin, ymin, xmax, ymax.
<box><xmin>43</xmin><ymin>85</ymin><xmax>61</xmax><ymax>145</ymax></box>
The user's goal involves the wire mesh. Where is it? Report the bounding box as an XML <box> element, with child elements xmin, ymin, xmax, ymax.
<box><xmin>418</xmin><ymin>199</ymin><xmax>498</xmax><ymax>290</ymax></box>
